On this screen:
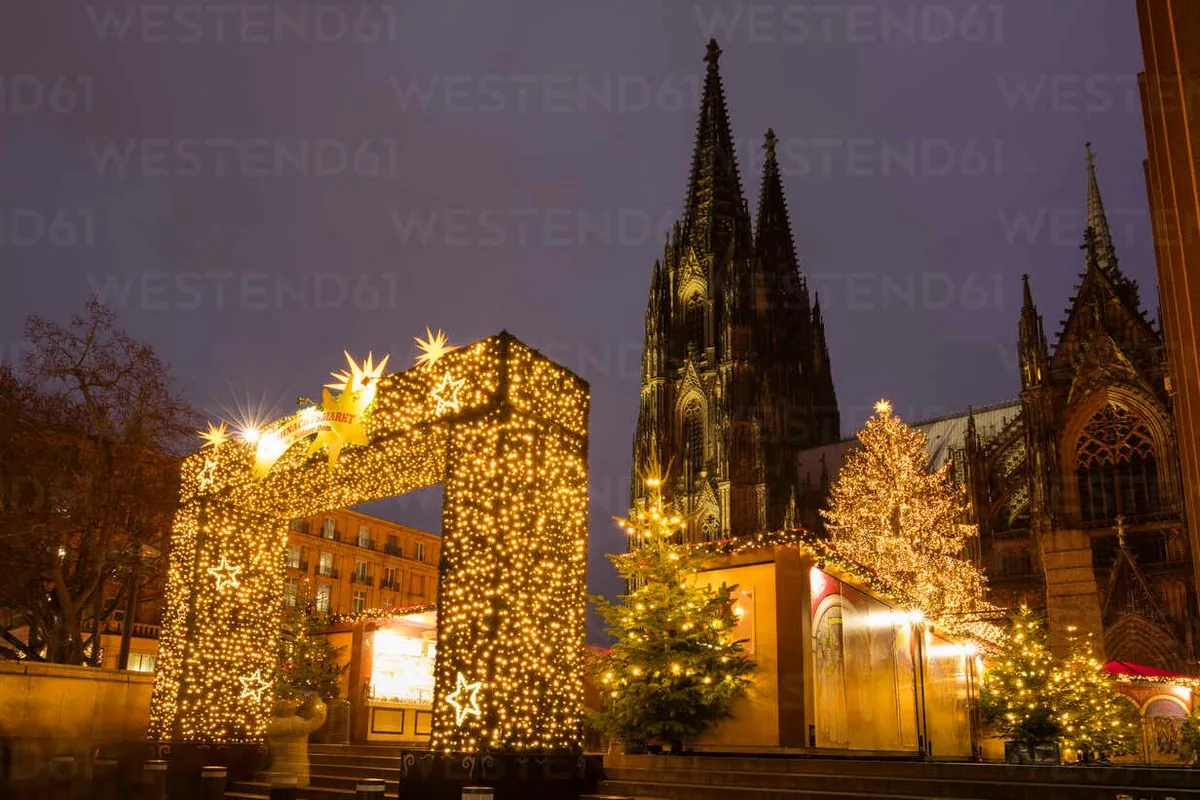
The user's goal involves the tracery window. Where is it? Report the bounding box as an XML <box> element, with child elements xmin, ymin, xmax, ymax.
<box><xmin>684</xmin><ymin>294</ymin><xmax>705</xmax><ymax>356</ymax></box>
<box><xmin>1074</xmin><ymin>404</ymin><xmax>1160</xmax><ymax>522</ymax></box>
<box><xmin>683</xmin><ymin>403</ymin><xmax>704</xmax><ymax>479</ymax></box>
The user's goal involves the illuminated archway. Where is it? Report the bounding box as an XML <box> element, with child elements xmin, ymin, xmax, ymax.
<box><xmin>148</xmin><ymin>333</ymin><xmax>590</xmax><ymax>754</ymax></box>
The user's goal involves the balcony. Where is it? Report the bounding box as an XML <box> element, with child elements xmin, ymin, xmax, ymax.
<box><xmin>285</xmin><ymin>560</ymin><xmax>309</xmax><ymax>572</ymax></box>
<box><xmin>383</xmin><ymin>543</ymin><xmax>403</xmax><ymax>557</ymax></box>
<box><xmin>289</xmin><ymin>519</ymin><xmax>310</xmax><ymax>534</ymax></box>
<box><xmin>379</xmin><ymin>577</ymin><xmax>400</xmax><ymax>591</ymax></box>
<box><xmin>315</xmin><ymin>565</ymin><xmax>339</xmax><ymax>579</ymax></box>
<box><xmin>1078</xmin><ymin>506</ymin><xmax>1183</xmax><ymax>532</ymax></box>
<box><xmin>350</xmin><ymin>572</ymin><xmax>374</xmax><ymax>587</ymax></box>
<box><xmin>356</xmin><ymin>538</ymin><xmax>376</xmax><ymax>551</ymax></box>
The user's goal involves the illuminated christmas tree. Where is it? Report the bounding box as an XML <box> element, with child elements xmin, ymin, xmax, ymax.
<box><xmin>591</xmin><ymin>460</ymin><xmax>755</xmax><ymax>751</ymax></box>
<box><xmin>1053</xmin><ymin>627</ymin><xmax>1140</xmax><ymax>759</ymax></box>
<box><xmin>821</xmin><ymin>399</ymin><xmax>987</xmax><ymax>620</ymax></box>
<box><xmin>979</xmin><ymin>606</ymin><xmax>1063</xmax><ymax>745</ymax></box>
<box><xmin>274</xmin><ymin>602</ymin><xmax>347</xmax><ymax>702</ymax></box>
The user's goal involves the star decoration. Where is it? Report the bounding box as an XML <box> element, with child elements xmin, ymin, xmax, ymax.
<box><xmin>431</xmin><ymin>371</ymin><xmax>465</xmax><ymax>416</ymax></box>
<box><xmin>325</xmin><ymin>351</ymin><xmax>389</xmax><ymax>398</ymax></box>
<box><xmin>207</xmin><ymin>555</ymin><xmax>242</xmax><ymax>591</ymax></box>
<box><xmin>198</xmin><ymin>421</ymin><xmax>230</xmax><ymax>449</ymax></box>
<box><xmin>306</xmin><ymin>386</ymin><xmax>369</xmax><ymax>465</ymax></box>
<box><xmin>445</xmin><ymin>671</ymin><xmax>482</xmax><ymax>726</ymax></box>
<box><xmin>238</xmin><ymin>669</ymin><xmax>272</xmax><ymax>703</ymax></box>
<box><xmin>874</xmin><ymin>399</ymin><xmax>893</xmax><ymax>416</ymax></box>
<box><xmin>197</xmin><ymin>456</ymin><xmax>219</xmax><ymax>492</ymax></box>
<box><xmin>414</xmin><ymin>327</ymin><xmax>458</xmax><ymax>369</ymax></box>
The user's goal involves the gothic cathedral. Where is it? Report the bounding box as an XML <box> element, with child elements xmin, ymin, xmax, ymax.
<box><xmin>630</xmin><ymin>40</ymin><xmax>840</xmax><ymax>540</ymax></box>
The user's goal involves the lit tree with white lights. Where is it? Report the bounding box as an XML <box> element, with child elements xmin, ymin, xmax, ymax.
<box><xmin>1053</xmin><ymin>627</ymin><xmax>1140</xmax><ymax>759</ymax></box>
<box><xmin>980</xmin><ymin>606</ymin><xmax>1063</xmax><ymax>745</ymax></box>
<box><xmin>821</xmin><ymin>399</ymin><xmax>987</xmax><ymax>620</ymax></box>
<box><xmin>591</xmin><ymin>461</ymin><xmax>755</xmax><ymax>752</ymax></box>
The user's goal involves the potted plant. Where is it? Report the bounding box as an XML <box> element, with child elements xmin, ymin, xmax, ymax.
<box><xmin>979</xmin><ymin>608</ymin><xmax>1062</xmax><ymax>765</ymax></box>
<box><xmin>267</xmin><ymin>602</ymin><xmax>347</xmax><ymax>786</ymax></box>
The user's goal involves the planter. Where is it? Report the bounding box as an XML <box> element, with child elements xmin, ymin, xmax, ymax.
<box><xmin>621</xmin><ymin>740</ymin><xmax>647</xmax><ymax>755</ymax></box>
<box><xmin>266</xmin><ymin>695</ymin><xmax>327</xmax><ymax>787</ymax></box>
<box><xmin>1004</xmin><ymin>740</ymin><xmax>1060</xmax><ymax>765</ymax></box>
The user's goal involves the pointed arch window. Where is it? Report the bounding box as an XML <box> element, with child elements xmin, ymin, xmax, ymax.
<box><xmin>684</xmin><ymin>294</ymin><xmax>705</xmax><ymax>356</ymax></box>
<box><xmin>683</xmin><ymin>403</ymin><xmax>704</xmax><ymax>480</ymax></box>
<box><xmin>1074</xmin><ymin>404</ymin><xmax>1160</xmax><ymax>522</ymax></box>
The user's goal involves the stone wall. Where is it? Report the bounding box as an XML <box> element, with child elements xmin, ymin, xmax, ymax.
<box><xmin>0</xmin><ymin>662</ymin><xmax>153</xmax><ymax>789</ymax></box>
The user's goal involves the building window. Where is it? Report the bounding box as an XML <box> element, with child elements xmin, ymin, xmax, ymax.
<box><xmin>284</xmin><ymin>578</ymin><xmax>298</xmax><ymax>608</ymax></box>
<box><xmin>1074</xmin><ymin>404</ymin><xmax>1160</xmax><ymax>522</ymax></box>
<box><xmin>352</xmin><ymin>590</ymin><xmax>367</xmax><ymax>613</ymax></box>
<box><xmin>414</xmin><ymin>542</ymin><xmax>426</xmax><ymax>563</ymax></box>
<box><xmin>354</xmin><ymin>559</ymin><xmax>368</xmax><ymax>580</ymax></box>
<box><xmin>382</xmin><ymin>566</ymin><xmax>398</xmax><ymax>590</ymax></box>
<box><xmin>322</xmin><ymin>516</ymin><xmax>336</xmax><ymax>540</ymax></box>
<box><xmin>316</xmin><ymin>584</ymin><xmax>331</xmax><ymax>613</ymax></box>
<box><xmin>684</xmin><ymin>294</ymin><xmax>704</xmax><ymax>355</ymax></box>
<box><xmin>412</xmin><ymin>574</ymin><xmax>425</xmax><ymax>597</ymax></box>
<box><xmin>285</xmin><ymin>545</ymin><xmax>302</xmax><ymax>569</ymax></box>
<box><xmin>386</xmin><ymin>534</ymin><xmax>402</xmax><ymax>557</ymax></box>
<box><xmin>288</xmin><ymin>518</ymin><xmax>308</xmax><ymax>534</ymax></box>
<box><xmin>318</xmin><ymin>551</ymin><xmax>335</xmax><ymax>578</ymax></box>
<box><xmin>127</xmin><ymin>652</ymin><xmax>155</xmax><ymax>673</ymax></box>
<box><xmin>357</xmin><ymin>525</ymin><xmax>371</xmax><ymax>548</ymax></box>
<box><xmin>683</xmin><ymin>403</ymin><xmax>703</xmax><ymax>479</ymax></box>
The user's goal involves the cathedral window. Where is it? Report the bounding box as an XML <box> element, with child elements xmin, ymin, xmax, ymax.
<box><xmin>1074</xmin><ymin>404</ymin><xmax>1160</xmax><ymax>523</ymax></box>
<box><xmin>702</xmin><ymin>515</ymin><xmax>720</xmax><ymax>542</ymax></box>
<box><xmin>683</xmin><ymin>403</ymin><xmax>704</xmax><ymax>479</ymax></box>
<box><xmin>684</xmin><ymin>294</ymin><xmax>705</xmax><ymax>356</ymax></box>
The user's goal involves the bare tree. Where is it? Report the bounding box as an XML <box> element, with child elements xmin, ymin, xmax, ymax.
<box><xmin>0</xmin><ymin>299</ymin><xmax>196</xmax><ymax>664</ymax></box>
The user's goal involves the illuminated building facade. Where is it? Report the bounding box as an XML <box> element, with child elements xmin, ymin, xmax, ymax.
<box><xmin>631</xmin><ymin>39</ymin><xmax>840</xmax><ymax>541</ymax></box>
<box><xmin>283</xmin><ymin>507</ymin><xmax>440</xmax><ymax>615</ymax></box>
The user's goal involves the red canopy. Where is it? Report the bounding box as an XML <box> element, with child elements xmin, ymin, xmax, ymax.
<box><xmin>1105</xmin><ymin>659</ymin><xmax>1187</xmax><ymax>679</ymax></box>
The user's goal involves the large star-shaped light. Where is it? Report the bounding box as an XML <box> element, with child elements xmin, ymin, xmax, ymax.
<box><xmin>207</xmin><ymin>555</ymin><xmax>242</xmax><ymax>591</ymax></box>
<box><xmin>197</xmin><ymin>456</ymin><xmax>219</xmax><ymax>492</ymax></box>
<box><xmin>431</xmin><ymin>371</ymin><xmax>465</xmax><ymax>416</ymax></box>
<box><xmin>198</xmin><ymin>421</ymin><xmax>230</xmax><ymax>449</ymax></box>
<box><xmin>414</xmin><ymin>327</ymin><xmax>458</xmax><ymax>369</ymax></box>
<box><xmin>306</xmin><ymin>387</ymin><xmax>370</xmax><ymax>466</ymax></box>
<box><xmin>238</xmin><ymin>669</ymin><xmax>272</xmax><ymax>703</ymax></box>
<box><xmin>874</xmin><ymin>399</ymin><xmax>893</xmax><ymax>416</ymax></box>
<box><xmin>325</xmin><ymin>351</ymin><xmax>389</xmax><ymax>400</ymax></box>
<box><xmin>445</xmin><ymin>671</ymin><xmax>482</xmax><ymax>726</ymax></box>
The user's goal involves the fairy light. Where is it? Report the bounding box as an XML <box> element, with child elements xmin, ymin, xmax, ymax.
<box><xmin>149</xmin><ymin>333</ymin><xmax>590</xmax><ymax>753</ymax></box>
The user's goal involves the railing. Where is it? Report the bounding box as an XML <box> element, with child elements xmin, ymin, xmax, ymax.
<box><xmin>285</xmin><ymin>560</ymin><xmax>308</xmax><ymax>572</ymax></box>
<box><xmin>350</xmin><ymin>573</ymin><xmax>374</xmax><ymax>587</ymax></box>
<box><xmin>94</xmin><ymin>620</ymin><xmax>162</xmax><ymax>639</ymax></box>
<box><xmin>379</xmin><ymin>577</ymin><xmax>400</xmax><ymax>591</ymax></box>
<box><xmin>1078</xmin><ymin>506</ymin><xmax>1183</xmax><ymax>531</ymax></box>
<box><xmin>356</xmin><ymin>538</ymin><xmax>376</xmax><ymax>550</ymax></box>
<box><xmin>289</xmin><ymin>519</ymin><xmax>310</xmax><ymax>534</ymax></box>
<box><xmin>384</xmin><ymin>542</ymin><xmax>403</xmax><ymax>557</ymax></box>
<box><xmin>315</xmin><ymin>566</ymin><xmax>339</xmax><ymax>579</ymax></box>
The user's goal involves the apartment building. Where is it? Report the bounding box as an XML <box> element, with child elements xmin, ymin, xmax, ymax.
<box><xmin>284</xmin><ymin>508</ymin><xmax>441</xmax><ymax>616</ymax></box>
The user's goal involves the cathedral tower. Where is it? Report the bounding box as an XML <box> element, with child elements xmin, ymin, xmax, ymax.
<box><xmin>630</xmin><ymin>40</ymin><xmax>840</xmax><ymax>541</ymax></box>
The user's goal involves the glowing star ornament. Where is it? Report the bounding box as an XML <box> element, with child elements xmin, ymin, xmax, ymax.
<box><xmin>305</xmin><ymin>386</ymin><xmax>369</xmax><ymax>465</ymax></box>
<box><xmin>445</xmin><ymin>671</ymin><xmax>482</xmax><ymax>726</ymax></box>
<box><xmin>414</xmin><ymin>327</ymin><xmax>458</xmax><ymax>369</ymax></box>
<box><xmin>207</xmin><ymin>555</ymin><xmax>242</xmax><ymax>591</ymax></box>
<box><xmin>874</xmin><ymin>399</ymin><xmax>892</xmax><ymax>416</ymax></box>
<box><xmin>326</xmin><ymin>350</ymin><xmax>389</xmax><ymax>401</ymax></box>
<box><xmin>197</xmin><ymin>456</ymin><xmax>219</xmax><ymax>493</ymax></box>
<box><xmin>198</xmin><ymin>421</ymin><xmax>230</xmax><ymax>449</ymax></box>
<box><xmin>238</xmin><ymin>670</ymin><xmax>272</xmax><ymax>703</ymax></box>
<box><xmin>431</xmin><ymin>371</ymin><xmax>465</xmax><ymax>416</ymax></box>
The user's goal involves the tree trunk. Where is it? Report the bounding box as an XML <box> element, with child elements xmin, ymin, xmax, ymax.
<box><xmin>117</xmin><ymin>568</ymin><xmax>138</xmax><ymax>670</ymax></box>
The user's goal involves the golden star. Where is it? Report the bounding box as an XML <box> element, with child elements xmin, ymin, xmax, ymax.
<box><xmin>414</xmin><ymin>327</ymin><xmax>458</xmax><ymax>369</ymax></box>
<box><xmin>306</xmin><ymin>386</ymin><xmax>370</xmax><ymax>466</ymax></box>
<box><xmin>207</xmin><ymin>555</ymin><xmax>242</xmax><ymax>591</ymax></box>
<box><xmin>238</xmin><ymin>669</ymin><xmax>272</xmax><ymax>703</ymax></box>
<box><xmin>325</xmin><ymin>351</ymin><xmax>389</xmax><ymax>397</ymax></box>
<box><xmin>874</xmin><ymin>399</ymin><xmax>893</xmax><ymax>416</ymax></box>
<box><xmin>197</xmin><ymin>456</ymin><xmax>219</xmax><ymax>492</ymax></box>
<box><xmin>431</xmin><ymin>371</ymin><xmax>465</xmax><ymax>416</ymax></box>
<box><xmin>445</xmin><ymin>671</ymin><xmax>482</xmax><ymax>726</ymax></box>
<box><xmin>198</xmin><ymin>421</ymin><xmax>230</xmax><ymax>449</ymax></box>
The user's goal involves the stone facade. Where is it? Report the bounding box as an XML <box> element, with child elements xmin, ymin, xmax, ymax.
<box><xmin>631</xmin><ymin>40</ymin><xmax>839</xmax><ymax>540</ymax></box>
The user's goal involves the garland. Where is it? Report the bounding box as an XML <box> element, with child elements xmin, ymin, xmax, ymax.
<box><xmin>323</xmin><ymin>602</ymin><xmax>437</xmax><ymax>626</ymax></box>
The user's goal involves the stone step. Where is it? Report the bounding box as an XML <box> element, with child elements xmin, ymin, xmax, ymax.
<box><xmin>229</xmin><ymin>779</ymin><xmax>399</xmax><ymax>799</ymax></box>
<box><xmin>291</xmin><ymin>763</ymin><xmax>401</xmax><ymax>780</ymax></box>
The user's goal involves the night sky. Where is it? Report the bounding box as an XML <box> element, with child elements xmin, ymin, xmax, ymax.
<box><xmin>1</xmin><ymin>1</ymin><xmax>1158</xmax><ymax>636</ymax></box>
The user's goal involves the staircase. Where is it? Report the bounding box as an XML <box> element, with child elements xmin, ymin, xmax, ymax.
<box><xmin>227</xmin><ymin>743</ymin><xmax>402</xmax><ymax>799</ymax></box>
<box><xmin>600</xmin><ymin>753</ymin><xmax>1200</xmax><ymax>800</ymax></box>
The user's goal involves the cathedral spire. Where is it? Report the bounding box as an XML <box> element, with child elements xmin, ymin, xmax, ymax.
<box><xmin>1018</xmin><ymin>274</ymin><xmax>1048</xmax><ymax>388</ymax></box>
<box><xmin>682</xmin><ymin>39</ymin><xmax>750</xmax><ymax>254</ymax></box>
<box><xmin>754</xmin><ymin>129</ymin><xmax>797</xmax><ymax>267</ymax></box>
<box><xmin>1085</xmin><ymin>142</ymin><xmax>1119</xmax><ymax>274</ymax></box>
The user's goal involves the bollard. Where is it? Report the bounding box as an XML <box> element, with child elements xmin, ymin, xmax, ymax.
<box><xmin>462</xmin><ymin>786</ymin><xmax>494</xmax><ymax>800</ymax></box>
<box><xmin>356</xmin><ymin>777</ymin><xmax>386</xmax><ymax>798</ymax></box>
<box><xmin>48</xmin><ymin>755</ymin><xmax>75</xmax><ymax>800</ymax></box>
<box><xmin>200</xmin><ymin>765</ymin><xmax>227</xmax><ymax>800</ymax></box>
<box><xmin>142</xmin><ymin>759</ymin><xmax>168</xmax><ymax>800</ymax></box>
<box><xmin>92</xmin><ymin>758</ymin><xmax>120</xmax><ymax>800</ymax></box>
<box><xmin>268</xmin><ymin>772</ymin><xmax>299</xmax><ymax>800</ymax></box>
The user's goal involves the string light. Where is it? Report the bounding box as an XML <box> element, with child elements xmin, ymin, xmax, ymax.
<box><xmin>149</xmin><ymin>333</ymin><xmax>590</xmax><ymax>753</ymax></box>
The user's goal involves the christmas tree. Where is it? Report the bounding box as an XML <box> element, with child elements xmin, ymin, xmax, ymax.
<box><xmin>821</xmin><ymin>399</ymin><xmax>987</xmax><ymax>620</ymax></box>
<box><xmin>274</xmin><ymin>601</ymin><xmax>348</xmax><ymax>701</ymax></box>
<box><xmin>1053</xmin><ymin>627</ymin><xmax>1140</xmax><ymax>759</ymax></box>
<box><xmin>591</xmin><ymin>461</ymin><xmax>755</xmax><ymax>750</ymax></box>
<box><xmin>979</xmin><ymin>606</ymin><xmax>1062</xmax><ymax>744</ymax></box>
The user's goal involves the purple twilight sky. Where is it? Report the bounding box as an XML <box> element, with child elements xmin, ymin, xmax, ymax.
<box><xmin>0</xmin><ymin>1</ymin><xmax>1158</xmax><ymax>638</ymax></box>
